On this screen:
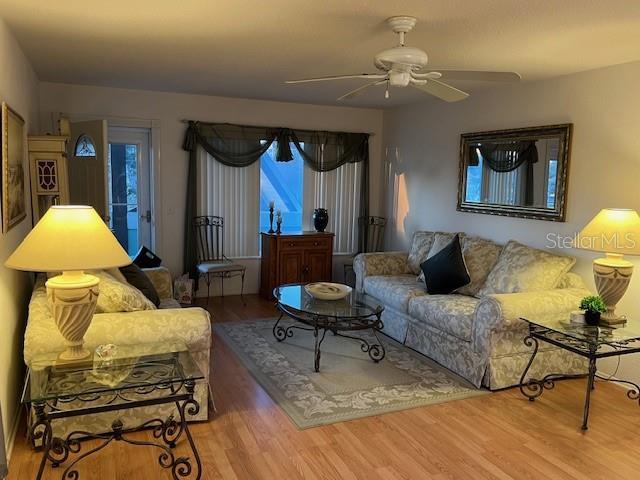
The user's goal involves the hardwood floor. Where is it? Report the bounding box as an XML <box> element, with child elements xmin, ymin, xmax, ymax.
<box><xmin>8</xmin><ymin>294</ymin><xmax>640</xmax><ymax>479</ymax></box>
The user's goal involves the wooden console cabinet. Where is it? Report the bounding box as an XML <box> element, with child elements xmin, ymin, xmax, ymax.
<box><xmin>260</xmin><ymin>231</ymin><xmax>334</xmax><ymax>299</ymax></box>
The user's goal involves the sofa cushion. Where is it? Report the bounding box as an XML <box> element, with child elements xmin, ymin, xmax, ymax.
<box><xmin>420</xmin><ymin>234</ymin><xmax>470</xmax><ymax>294</ymax></box>
<box><xmin>407</xmin><ymin>231</ymin><xmax>435</xmax><ymax>274</ymax></box>
<box><xmin>427</xmin><ymin>232</ymin><xmax>461</xmax><ymax>258</ymax></box>
<box><xmin>120</xmin><ymin>263</ymin><xmax>161</xmax><ymax>307</ymax></box>
<box><xmin>363</xmin><ymin>275</ymin><xmax>427</xmax><ymax>313</ymax></box>
<box><xmin>159</xmin><ymin>298</ymin><xmax>182</xmax><ymax>309</ymax></box>
<box><xmin>477</xmin><ymin>240</ymin><xmax>576</xmax><ymax>296</ymax></box>
<box><xmin>408</xmin><ymin>294</ymin><xmax>480</xmax><ymax>342</ymax></box>
<box><xmin>457</xmin><ymin>236</ymin><xmax>503</xmax><ymax>297</ymax></box>
<box><xmin>418</xmin><ymin>232</ymin><xmax>463</xmax><ymax>282</ymax></box>
<box><xmin>94</xmin><ymin>271</ymin><xmax>157</xmax><ymax>313</ymax></box>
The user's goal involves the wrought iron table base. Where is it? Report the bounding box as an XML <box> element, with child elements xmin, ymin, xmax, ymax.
<box><xmin>31</xmin><ymin>380</ymin><xmax>202</xmax><ymax>479</ymax></box>
<box><xmin>519</xmin><ymin>333</ymin><xmax>640</xmax><ymax>431</ymax></box>
<box><xmin>273</xmin><ymin>312</ymin><xmax>386</xmax><ymax>373</ymax></box>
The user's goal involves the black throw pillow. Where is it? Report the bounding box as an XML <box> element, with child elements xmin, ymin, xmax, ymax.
<box><xmin>420</xmin><ymin>234</ymin><xmax>471</xmax><ymax>295</ymax></box>
<box><xmin>133</xmin><ymin>245</ymin><xmax>162</xmax><ymax>269</ymax></box>
<box><xmin>119</xmin><ymin>263</ymin><xmax>161</xmax><ymax>306</ymax></box>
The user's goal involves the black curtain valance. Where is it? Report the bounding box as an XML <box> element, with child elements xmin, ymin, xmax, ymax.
<box><xmin>182</xmin><ymin>121</ymin><xmax>369</xmax><ymax>170</ymax></box>
<box><xmin>182</xmin><ymin>121</ymin><xmax>370</xmax><ymax>280</ymax></box>
<box><xmin>468</xmin><ymin>140</ymin><xmax>538</xmax><ymax>172</ymax></box>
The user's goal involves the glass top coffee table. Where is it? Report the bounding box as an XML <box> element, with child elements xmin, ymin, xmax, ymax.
<box><xmin>519</xmin><ymin>313</ymin><xmax>640</xmax><ymax>430</ymax></box>
<box><xmin>274</xmin><ymin>284</ymin><xmax>385</xmax><ymax>372</ymax></box>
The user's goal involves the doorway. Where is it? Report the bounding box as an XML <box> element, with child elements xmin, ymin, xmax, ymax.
<box><xmin>107</xmin><ymin>126</ymin><xmax>152</xmax><ymax>256</ymax></box>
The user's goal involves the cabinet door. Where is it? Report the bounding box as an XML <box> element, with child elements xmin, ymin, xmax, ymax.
<box><xmin>280</xmin><ymin>251</ymin><xmax>304</xmax><ymax>284</ymax></box>
<box><xmin>306</xmin><ymin>251</ymin><xmax>330</xmax><ymax>283</ymax></box>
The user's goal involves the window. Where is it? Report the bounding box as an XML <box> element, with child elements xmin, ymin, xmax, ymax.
<box><xmin>74</xmin><ymin>134</ymin><xmax>96</xmax><ymax>157</ymax></box>
<box><xmin>198</xmin><ymin>141</ymin><xmax>361</xmax><ymax>257</ymax></box>
<box><xmin>466</xmin><ymin>149</ymin><xmax>524</xmax><ymax>205</ymax></box>
<box><xmin>259</xmin><ymin>142</ymin><xmax>303</xmax><ymax>233</ymax></box>
<box><xmin>465</xmin><ymin>149</ymin><xmax>483</xmax><ymax>203</ymax></box>
<box><xmin>546</xmin><ymin>159</ymin><xmax>558</xmax><ymax>208</ymax></box>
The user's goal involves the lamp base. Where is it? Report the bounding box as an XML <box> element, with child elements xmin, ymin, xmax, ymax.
<box><xmin>598</xmin><ymin>315</ymin><xmax>627</xmax><ymax>326</ymax></box>
<box><xmin>46</xmin><ymin>271</ymin><xmax>100</xmax><ymax>364</ymax></box>
<box><xmin>593</xmin><ymin>254</ymin><xmax>632</xmax><ymax>327</ymax></box>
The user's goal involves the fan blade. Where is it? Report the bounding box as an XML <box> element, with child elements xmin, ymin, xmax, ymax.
<box><xmin>411</xmin><ymin>79</ymin><xmax>469</xmax><ymax>102</ymax></box>
<box><xmin>432</xmin><ymin>70</ymin><xmax>521</xmax><ymax>83</ymax></box>
<box><xmin>338</xmin><ymin>80</ymin><xmax>387</xmax><ymax>101</ymax></box>
<box><xmin>285</xmin><ymin>73</ymin><xmax>387</xmax><ymax>84</ymax></box>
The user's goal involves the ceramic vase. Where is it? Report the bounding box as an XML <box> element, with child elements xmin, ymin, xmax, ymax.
<box><xmin>313</xmin><ymin>208</ymin><xmax>329</xmax><ymax>232</ymax></box>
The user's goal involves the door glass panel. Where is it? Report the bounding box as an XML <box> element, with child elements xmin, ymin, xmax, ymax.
<box><xmin>107</xmin><ymin>143</ymin><xmax>139</xmax><ymax>256</ymax></box>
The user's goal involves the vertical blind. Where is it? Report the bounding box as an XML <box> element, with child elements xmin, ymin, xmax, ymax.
<box><xmin>198</xmin><ymin>149</ymin><xmax>260</xmax><ymax>257</ymax></box>
<box><xmin>184</xmin><ymin>121</ymin><xmax>369</xmax><ymax>278</ymax></box>
<box><xmin>199</xmin><ymin>147</ymin><xmax>361</xmax><ymax>256</ymax></box>
<box><xmin>304</xmin><ymin>162</ymin><xmax>361</xmax><ymax>254</ymax></box>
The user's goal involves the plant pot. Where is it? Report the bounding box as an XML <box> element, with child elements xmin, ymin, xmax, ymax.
<box><xmin>584</xmin><ymin>310</ymin><xmax>601</xmax><ymax>326</ymax></box>
<box><xmin>313</xmin><ymin>208</ymin><xmax>329</xmax><ymax>232</ymax></box>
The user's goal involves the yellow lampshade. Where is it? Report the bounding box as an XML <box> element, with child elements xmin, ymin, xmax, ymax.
<box><xmin>5</xmin><ymin>205</ymin><xmax>131</xmax><ymax>272</ymax></box>
<box><xmin>576</xmin><ymin>208</ymin><xmax>640</xmax><ymax>256</ymax></box>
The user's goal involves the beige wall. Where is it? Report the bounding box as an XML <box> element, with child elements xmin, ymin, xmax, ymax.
<box><xmin>39</xmin><ymin>82</ymin><xmax>385</xmax><ymax>294</ymax></box>
<box><xmin>383</xmin><ymin>61</ymin><xmax>640</xmax><ymax>382</ymax></box>
<box><xmin>0</xmin><ymin>18</ymin><xmax>39</xmax><ymax>458</ymax></box>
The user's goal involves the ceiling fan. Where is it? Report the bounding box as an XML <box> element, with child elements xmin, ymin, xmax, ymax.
<box><xmin>285</xmin><ymin>16</ymin><xmax>521</xmax><ymax>102</ymax></box>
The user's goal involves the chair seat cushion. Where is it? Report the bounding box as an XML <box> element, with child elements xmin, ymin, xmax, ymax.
<box><xmin>407</xmin><ymin>294</ymin><xmax>480</xmax><ymax>342</ymax></box>
<box><xmin>363</xmin><ymin>275</ymin><xmax>427</xmax><ymax>313</ymax></box>
<box><xmin>197</xmin><ymin>261</ymin><xmax>245</xmax><ymax>274</ymax></box>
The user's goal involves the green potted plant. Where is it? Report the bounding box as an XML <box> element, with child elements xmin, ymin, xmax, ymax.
<box><xmin>580</xmin><ymin>295</ymin><xmax>606</xmax><ymax>326</ymax></box>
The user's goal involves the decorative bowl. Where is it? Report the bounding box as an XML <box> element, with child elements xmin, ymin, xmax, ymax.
<box><xmin>304</xmin><ymin>282</ymin><xmax>352</xmax><ymax>300</ymax></box>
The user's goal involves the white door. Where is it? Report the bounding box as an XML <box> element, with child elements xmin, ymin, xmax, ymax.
<box><xmin>107</xmin><ymin>126</ymin><xmax>152</xmax><ymax>256</ymax></box>
<box><xmin>68</xmin><ymin>120</ymin><xmax>108</xmax><ymax>219</ymax></box>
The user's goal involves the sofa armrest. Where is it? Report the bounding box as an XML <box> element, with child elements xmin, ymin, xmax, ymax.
<box><xmin>24</xmin><ymin>307</ymin><xmax>211</xmax><ymax>366</ymax></box>
<box><xmin>472</xmin><ymin>287</ymin><xmax>591</xmax><ymax>349</ymax></box>
<box><xmin>353</xmin><ymin>251</ymin><xmax>410</xmax><ymax>291</ymax></box>
<box><xmin>143</xmin><ymin>266</ymin><xmax>173</xmax><ymax>300</ymax></box>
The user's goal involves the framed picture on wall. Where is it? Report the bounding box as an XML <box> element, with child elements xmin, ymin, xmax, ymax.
<box><xmin>2</xmin><ymin>101</ymin><xmax>27</xmax><ymax>233</ymax></box>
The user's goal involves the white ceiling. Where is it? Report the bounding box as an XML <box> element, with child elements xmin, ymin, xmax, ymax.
<box><xmin>2</xmin><ymin>0</ymin><xmax>640</xmax><ymax>108</ymax></box>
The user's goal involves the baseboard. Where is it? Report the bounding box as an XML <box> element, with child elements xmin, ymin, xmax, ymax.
<box><xmin>5</xmin><ymin>406</ymin><xmax>22</xmax><ymax>464</ymax></box>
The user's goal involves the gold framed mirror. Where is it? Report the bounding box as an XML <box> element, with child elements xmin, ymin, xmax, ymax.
<box><xmin>457</xmin><ymin>124</ymin><xmax>572</xmax><ymax>222</ymax></box>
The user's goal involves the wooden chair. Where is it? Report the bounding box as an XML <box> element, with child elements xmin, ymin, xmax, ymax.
<box><xmin>194</xmin><ymin>216</ymin><xmax>246</xmax><ymax>303</ymax></box>
<box><xmin>344</xmin><ymin>216</ymin><xmax>387</xmax><ymax>285</ymax></box>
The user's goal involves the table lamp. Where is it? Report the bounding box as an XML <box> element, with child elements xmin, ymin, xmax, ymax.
<box><xmin>5</xmin><ymin>206</ymin><xmax>131</xmax><ymax>362</ymax></box>
<box><xmin>576</xmin><ymin>208</ymin><xmax>640</xmax><ymax>325</ymax></box>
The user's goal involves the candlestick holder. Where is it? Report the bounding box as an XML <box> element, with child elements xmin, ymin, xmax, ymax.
<box><xmin>276</xmin><ymin>216</ymin><xmax>282</xmax><ymax>234</ymax></box>
<box><xmin>268</xmin><ymin>206</ymin><xmax>275</xmax><ymax>233</ymax></box>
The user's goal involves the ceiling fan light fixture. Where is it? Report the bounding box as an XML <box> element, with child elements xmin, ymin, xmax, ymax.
<box><xmin>389</xmin><ymin>71</ymin><xmax>410</xmax><ymax>87</ymax></box>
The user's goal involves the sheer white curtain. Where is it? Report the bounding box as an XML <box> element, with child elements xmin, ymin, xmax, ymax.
<box><xmin>303</xmin><ymin>162</ymin><xmax>361</xmax><ymax>254</ymax></box>
<box><xmin>197</xmin><ymin>148</ymin><xmax>260</xmax><ymax>257</ymax></box>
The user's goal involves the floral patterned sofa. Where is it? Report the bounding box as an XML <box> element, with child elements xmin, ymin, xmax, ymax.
<box><xmin>354</xmin><ymin>232</ymin><xmax>590</xmax><ymax>390</ymax></box>
<box><xmin>23</xmin><ymin>267</ymin><xmax>212</xmax><ymax>438</ymax></box>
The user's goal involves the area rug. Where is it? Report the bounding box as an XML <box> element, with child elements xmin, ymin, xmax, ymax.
<box><xmin>214</xmin><ymin>319</ymin><xmax>488</xmax><ymax>428</ymax></box>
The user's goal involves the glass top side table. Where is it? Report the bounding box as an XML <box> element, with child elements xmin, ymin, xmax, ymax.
<box><xmin>22</xmin><ymin>341</ymin><xmax>204</xmax><ymax>480</ymax></box>
<box><xmin>519</xmin><ymin>313</ymin><xmax>640</xmax><ymax>430</ymax></box>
